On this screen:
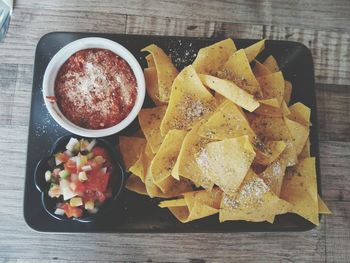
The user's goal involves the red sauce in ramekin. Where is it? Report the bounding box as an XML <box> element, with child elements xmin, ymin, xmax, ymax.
<box><xmin>54</xmin><ymin>49</ymin><xmax>138</xmax><ymax>129</ymax></box>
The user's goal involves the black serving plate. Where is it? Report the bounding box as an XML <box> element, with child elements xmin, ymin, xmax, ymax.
<box><xmin>24</xmin><ymin>32</ymin><xmax>319</xmax><ymax>232</ymax></box>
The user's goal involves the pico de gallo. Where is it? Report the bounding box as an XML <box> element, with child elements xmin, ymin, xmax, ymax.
<box><xmin>45</xmin><ymin>137</ymin><xmax>113</xmax><ymax>218</ymax></box>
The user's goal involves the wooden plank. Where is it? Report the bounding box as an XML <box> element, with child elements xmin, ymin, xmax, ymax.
<box><xmin>15</xmin><ymin>0</ymin><xmax>350</xmax><ymax>32</ymax></box>
<box><xmin>316</xmin><ymin>84</ymin><xmax>350</xmax><ymax>142</ymax></box>
<box><xmin>0</xmin><ymin>64</ymin><xmax>18</xmax><ymax>125</ymax></box>
<box><xmin>264</xmin><ymin>26</ymin><xmax>350</xmax><ymax>85</ymax></box>
<box><xmin>325</xmin><ymin>201</ymin><xmax>350</xmax><ymax>262</ymax></box>
<box><xmin>319</xmin><ymin>141</ymin><xmax>350</xmax><ymax>202</ymax></box>
<box><xmin>0</xmin><ymin>8</ymin><xmax>126</xmax><ymax>64</ymax></box>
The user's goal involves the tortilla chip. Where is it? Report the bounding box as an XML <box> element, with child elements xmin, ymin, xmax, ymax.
<box><xmin>259</xmin><ymin>98</ymin><xmax>280</xmax><ymax>108</ymax></box>
<box><xmin>125</xmin><ymin>174</ymin><xmax>148</xmax><ymax>196</ymax></box>
<box><xmin>198</xmin><ymin>135</ymin><xmax>256</xmax><ymax>196</ymax></box>
<box><xmin>129</xmin><ymin>143</ymin><xmax>154</xmax><ymax>182</ymax></box>
<box><xmin>144</xmin><ymin>67</ymin><xmax>164</xmax><ymax>106</ymax></box>
<box><xmin>220</xmin><ymin>170</ymin><xmax>291</xmax><ymax>223</ymax></box>
<box><xmin>280</xmin><ymin>157</ymin><xmax>319</xmax><ymax>225</ymax></box>
<box><xmin>150</xmin><ymin>129</ymin><xmax>187</xmax><ymax>192</ymax></box>
<box><xmin>198</xmin><ymin>100</ymin><xmax>256</xmax><ymax>141</ymax></box>
<box><xmin>138</xmin><ymin>106</ymin><xmax>167</xmax><ymax>154</ymax></box>
<box><xmin>299</xmin><ymin>137</ymin><xmax>311</xmax><ymax>160</ymax></box>
<box><xmin>161</xmin><ymin>188</ymin><xmax>223</xmax><ymax>223</ymax></box>
<box><xmin>245</xmin><ymin>39</ymin><xmax>266</xmax><ymax>63</ymax></box>
<box><xmin>141</xmin><ymin>44</ymin><xmax>178</xmax><ymax>102</ymax></box>
<box><xmin>260</xmin><ymin>157</ymin><xmax>287</xmax><ymax>196</ymax></box>
<box><xmin>254</xmin><ymin>141</ymin><xmax>286</xmax><ymax>166</ymax></box>
<box><xmin>145</xmin><ymin>54</ymin><xmax>155</xmax><ymax>67</ymax></box>
<box><xmin>284</xmin><ymin>80</ymin><xmax>293</xmax><ymax>105</ymax></box>
<box><xmin>257</xmin><ymin>71</ymin><xmax>285</xmax><ymax>107</ymax></box>
<box><xmin>214</xmin><ymin>92</ymin><xmax>226</xmax><ymax>104</ymax></box>
<box><xmin>263</xmin><ymin>55</ymin><xmax>279</xmax><ymax>72</ymax></box>
<box><xmin>218</xmin><ymin>49</ymin><xmax>262</xmax><ymax>97</ymax></box>
<box><xmin>284</xmin><ymin>117</ymin><xmax>309</xmax><ymax>155</ymax></box>
<box><xmin>192</xmin><ymin>38</ymin><xmax>237</xmax><ymax>75</ymax></box>
<box><xmin>318</xmin><ymin>195</ymin><xmax>332</xmax><ymax>214</ymax></box>
<box><xmin>199</xmin><ymin>74</ymin><xmax>259</xmax><ymax>112</ymax></box>
<box><xmin>253</xmin><ymin>60</ymin><xmax>271</xmax><ymax>78</ymax></box>
<box><xmin>160</xmin><ymin>65</ymin><xmax>216</xmax><ymax>136</ymax></box>
<box><xmin>119</xmin><ymin>136</ymin><xmax>147</xmax><ymax>170</ymax></box>
<box><xmin>254</xmin><ymin>100</ymin><xmax>291</xmax><ymax>117</ymax></box>
<box><xmin>172</xmin><ymin>121</ymin><xmax>214</xmax><ymax>189</ymax></box>
<box><xmin>249</xmin><ymin>115</ymin><xmax>298</xmax><ymax>166</ymax></box>
<box><xmin>288</xmin><ymin>102</ymin><xmax>311</xmax><ymax>127</ymax></box>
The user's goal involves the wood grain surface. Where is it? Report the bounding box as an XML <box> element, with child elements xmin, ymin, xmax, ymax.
<box><xmin>0</xmin><ymin>0</ymin><xmax>349</xmax><ymax>262</ymax></box>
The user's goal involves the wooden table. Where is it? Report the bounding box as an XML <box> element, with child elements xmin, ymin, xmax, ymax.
<box><xmin>0</xmin><ymin>1</ymin><xmax>349</xmax><ymax>262</ymax></box>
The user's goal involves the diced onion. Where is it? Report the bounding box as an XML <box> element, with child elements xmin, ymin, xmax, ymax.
<box><xmin>66</xmin><ymin>137</ymin><xmax>79</xmax><ymax>152</ymax></box>
<box><xmin>86</xmin><ymin>139</ymin><xmax>97</xmax><ymax>152</ymax></box>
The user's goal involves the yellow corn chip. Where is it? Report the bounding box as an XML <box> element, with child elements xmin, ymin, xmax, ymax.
<box><xmin>288</xmin><ymin>102</ymin><xmax>311</xmax><ymax>127</ymax></box>
<box><xmin>318</xmin><ymin>195</ymin><xmax>331</xmax><ymax>214</ymax></box>
<box><xmin>280</xmin><ymin>157</ymin><xmax>319</xmax><ymax>225</ymax></box>
<box><xmin>138</xmin><ymin>106</ymin><xmax>167</xmax><ymax>154</ymax></box>
<box><xmin>245</xmin><ymin>39</ymin><xmax>266</xmax><ymax>62</ymax></box>
<box><xmin>119</xmin><ymin>136</ymin><xmax>147</xmax><ymax>170</ymax></box>
<box><xmin>150</xmin><ymin>130</ymin><xmax>187</xmax><ymax>193</ymax></box>
<box><xmin>199</xmin><ymin>74</ymin><xmax>259</xmax><ymax>112</ymax></box>
<box><xmin>257</xmin><ymin>71</ymin><xmax>285</xmax><ymax>107</ymax></box>
<box><xmin>160</xmin><ymin>65</ymin><xmax>216</xmax><ymax>136</ymax></box>
<box><xmin>299</xmin><ymin>137</ymin><xmax>311</xmax><ymax>160</ymax></box>
<box><xmin>284</xmin><ymin>117</ymin><xmax>309</xmax><ymax>155</ymax></box>
<box><xmin>141</xmin><ymin>44</ymin><xmax>178</xmax><ymax>102</ymax></box>
<box><xmin>198</xmin><ymin>100</ymin><xmax>256</xmax><ymax>141</ymax></box>
<box><xmin>254</xmin><ymin>141</ymin><xmax>286</xmax><ymax>166</ymax></box>
<box><xmin>129</xmin><ymin>143</ymin><xmax>154</xmax><ymax>182</ymax></box>
<box><xmin>125</xmin><ymin>174</ymin><xmax>148</xmax><ymax>196</ymax></box>
<box><xmin>159</xmin><ymin>198</ymin><xmax>187</xmax><ymax>208</ymax></box>
<box><xmin>144</xmin><ymin>67</ymin><xmax>164</xmax><ymax>106</ymax></box>
<box><xmin>260</xmin><ymin>157</ymin><xmax>287</xmax><ymax>196</ymax></box>
<box><xmin>192</xmin><ymin>38</ymin><xmax>237</xmax><ymax>75</ymax></box>
<box><xmin>220</xmin><ymin>170</ymin><xmax>291</xmax><ymax>223</ymax></box>
<box><xmin>263</xmin><ymin>55</ymin><xmax>279</xmax><ymax>72</ymax></box>
<box><xmin>218</xmin><ymin>49</ymin><xmax>262</xmax><ymax>97</ymax></box>
<box><xmin>172</xmin><ymin>121</ymin><xmax>214</xmax><ymax>190</ymax></box>
<box><xmin>198</xmin><ymin>135</ymin><xmax>256</xmax><ymax>196</ymax></box>
<box><xmin>145</xmin><ymin>54</ymin><xmax>155</xmax><ymax>67</ymax></box>
<box><xmin>253</xmin><ymin>60</ymin><xmax>271</xmax><ymax>78</ymax></box>
<box><xmin>254</xmin><ymin>100</ymin><xmax>291</xmax><ymax>117</ymax></box>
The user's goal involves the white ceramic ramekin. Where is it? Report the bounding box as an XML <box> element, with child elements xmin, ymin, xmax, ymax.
<box><xmin>42</xmin><ymin>37</ymin><xmax>145</xmax><ymax>137</ymax></box>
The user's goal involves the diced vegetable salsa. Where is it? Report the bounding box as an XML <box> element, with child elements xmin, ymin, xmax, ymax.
<box><xmin>45</xmin><ymin>137</ymin><xmax>113</xmax><ymax>218</ymax></box>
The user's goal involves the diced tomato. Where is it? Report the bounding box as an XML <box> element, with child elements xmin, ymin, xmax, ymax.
<box><xmin>56</xmin><ymin>153</ymin><xmax>69</xmax><ymax>163</ymax></box>
<box><xmin>64</xmin><ymin>159</ymin><xmax>77</xmax><ymax>174</ymax></box>
<box><xmin>63</xmin><ymin>203</ymin><xmax>83</xmax><ymax>218</ymax></box>
<box><xmin>75</xmin><ymin>181</ymin><xmax>86</xmax><ymax>195</ymax></box>
<box><xmin>92</xmin><ymin>147</ymin><xmax>110</xmax><ymax>161</ymax></box>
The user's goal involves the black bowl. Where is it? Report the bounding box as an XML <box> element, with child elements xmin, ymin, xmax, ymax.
<box><xmin>34</xmin><ymin>135</ymin><xmax>125</xmax><ymax>223</ymax></box>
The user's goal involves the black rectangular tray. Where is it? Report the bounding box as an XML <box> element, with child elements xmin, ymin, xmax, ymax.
<box><xmin>24</xmin><ymin>32</ymin><xmax>319</xmax><ymax>232</ymax></box>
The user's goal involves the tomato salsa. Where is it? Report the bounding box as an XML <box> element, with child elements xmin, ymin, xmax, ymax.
<box><xmin>45</xmin><ymin>137</ymin><xmax>113</xmax><ymax>218</ymax></box>
<box><xmin>54</xmin><ymin>49</ymin><xmax>137</xmax><ymax>129</ymax></box>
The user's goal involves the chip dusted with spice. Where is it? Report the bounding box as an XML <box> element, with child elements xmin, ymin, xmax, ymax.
<box><xmin>218</xmin><ymin>49</ymin><xmax>263</xmax><ymax>98</ymax></box>
<box><xmin>138</xmin><ymin>105</ymin><xmax>167</xmax><ymax>154</ymax></box>
<box><xmin>159</xmin><ymin>188</ymin><xmax>223</xmax><ymax>223</ymax></box>
<box><xmin>254</xmin><ymin>140</ymin><xmax>286</xmax><ymax>166</ymax></box>
<box><xmin>288</xmin><ymin>102</ymin><xmax>311</xmax><ymax>127</ymax></box>
<box><xmin>253</xmin><ymin>60</ymin><xmax>271</xmax><ymax>78</ymax></box>
<box><xmin>257</xmin><ymin>71</ymin><xmax>285</xmax><ymax>107</ymax></box>
<box><xmin>172</xmin><ymin>121</ymin><xmax>214</xmax><ymax>189</ymax></box>
<box><xmin>192</xmin><ymin>38</ymin><xmax>237</xmax><ymax>75</ymax></box>
<box><xmin>199</xmin><ymin>74</ymin><xmax>259</xmax><ymax>112</ymax></box>
<box><xmin>198</xmin><ymin>100</ymin><xmax>256</xmax><ymax>141</ymax></box>
<box><xmin>299</xmin><ymin>138</ymin><xmax>311</xmax><ymax>160</ymax></box>
<box><xmin>119</xmin><ymin>136</ymin><xmax>146</xmax><ymax>171</ymax></box>
<box><xmin>263</xmin><ymin>55</ymin><xmax>280</xmax><ymax>73</ymax></box>
<box><xmin>280</xmin><ymin>157</ymin><xmax>319</xmax><ymax>225</ymax></box>
<box><xmin>141</xmin><ymin>44</ymin><xmax>178</xmax><ymax>102</ymax></box>
<box><xmin>160</xmin><ymin>65</ymin><xmax>216</xmax><ymax>136</ymax></box>
<box><xmin>254</xmin><ymin>100</ymin><xmax>291</xmax><ymax>117</ymax></box>
<box><xmin>150</xmin><ymin>129</ymin><xmax>188</xmax><ymax>192</ymax></box>
<box><xmin>244</xmin><ymin>39</ymin><xmax>266</xmax><ymax>63</ymax></box>
<box><xmin>249</xmin><ymin>115</ymin><xmax>298</xmax><ymax>167</ymax></box>
<box><xmin>284</xmin><ymin>117</ymin><xmax>309</xmax><ymax>155</ymax></box>
<box><xmin>220</xmin><ymin>170</ymin><xmax>291</xmax><ymax>223</ymax></box>
<box><xmin>197</xmin><ymin>135</ymin><xmax>256</xmax><ymax>196</ymax></box>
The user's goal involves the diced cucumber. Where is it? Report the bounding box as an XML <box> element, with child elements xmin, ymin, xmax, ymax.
<box><xmin>59</xmin><ymin>170</ymin><xmax>70</xmax><ymax>179</ymax></box>
<box><xmin>70</xmin><ymin>197</ymin><xmax>83</xmax><ymax>207</ymax></box>
<box><xmin>54</xmin><ymin>208</ymin><xmax>65</xmax><ymax>216</ymax></box>
<box><xmin>66</xmin><ymin>137</ymin><xmax>79</xmax><ymax>152</ymax></box>
<box><xmin>73</xmin><ymin>142</ymin><xmax>80</xmax><ymax>153</ymax></box>
<box><xmin>85</xmin><ymin>200</ymin><xmax>94</xmax><ymax>210</ymax></box>
<box><xmin>78</xmin><ymin>171</ymin><xmax>88</xmax><ymax>181</ymax></box>
<box><xmin>45</xmin><ymin>170</ymin><xmax>52</xmax><ymax>182</ymax></box>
